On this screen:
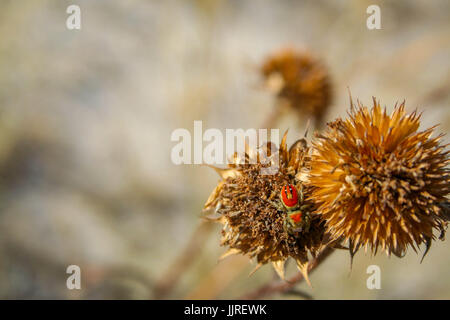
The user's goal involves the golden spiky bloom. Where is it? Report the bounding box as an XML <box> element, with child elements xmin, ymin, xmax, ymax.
<box><xmin>261</xmin><ymin>48</ymin><xmax>332</xmax><ymax>126</ymax></box>
<box><xmin>203</xmin><ymin>133</ymin><xmax>329</xmax><ymax>284</ymax></box>
<box><xmin>308</xmin><ymin>98</ymin><xmax>449</xmax><ymax>259</ymax></box>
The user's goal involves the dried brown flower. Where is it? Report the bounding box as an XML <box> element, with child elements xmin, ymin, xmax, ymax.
<box><xmin>308</xmin><ymin>98</ymin><xmax>449</xmax><ymax>259</ymax></box>
<box><xmin>203</xmin><ymin>133</ymin><xmax>329</xmax><ymax>284</ymax></box>
<box><xmin>261</xmin><ymin>48</ymin><xmax>332</xmax><ymax>127</ymax></box>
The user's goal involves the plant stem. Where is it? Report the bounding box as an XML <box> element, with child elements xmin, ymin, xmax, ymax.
<box><xmin>239</xmin><ymin>247</ymin><xmax>335</xmax><ymax>300</ymax></box>
<box><xmin>153</xmin><ymin>220</ymin><xmax>214</xmax><ymax>299</ymax></box>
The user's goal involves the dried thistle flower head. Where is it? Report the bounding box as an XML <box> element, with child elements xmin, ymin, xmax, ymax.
<box><xmin>203</xmin><ymin>133</ymin><xmax>329</xmax><ymax>284</ymax></box>
<box><xmin>261</xmin><ymin>48</ymin><xmax>332</xmax><ymax>127</ymax></box>
<box><xmin>308</xmin><ymin>97</ymin><xmax>449</xmax><ymax>259</ymax></box>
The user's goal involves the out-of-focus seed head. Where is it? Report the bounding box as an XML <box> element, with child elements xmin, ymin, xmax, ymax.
<box><xmin>308</xmin><ymin>97</ymin><xmax>449</xmax><ymax>259</ymax></box>
<box><xmin>261</xmin><ymin>48</ymin><xmax>332</xmax><ymax>127</ymax></box>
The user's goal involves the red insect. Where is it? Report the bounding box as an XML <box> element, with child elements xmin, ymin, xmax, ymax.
<box><xmin>289</xmin><ymin>212</ymin><xmax>303</xmax><ymax>224</ymax></box>
<box><xmin>280</xmin><ymin>184</ymin><xmax>299</xmax><ymax>208</ymax></box>
<box><xmin>272</xmin><ymin>184</ymin><xmax>311</xmax><ymax>234</ymax></box>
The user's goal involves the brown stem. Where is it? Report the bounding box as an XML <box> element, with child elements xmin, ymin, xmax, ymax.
<box><xmin>260</xmin><ymin>107</ymin><xmax>281</xmax><ymax>130</ymax></box>
<box><xmin>184</xmin><ymin>255</ymin><xmax>250</xmax><ymax>299</ymax></box>
<box><xmin>239</xmin><ymin>247</ymin><xmax>335</xmax><ymax>300</ymax></box>
<box><xmin>153</xmin><ymin>220</ymin><xmax>214</xmax><ymax>299</ymax></box>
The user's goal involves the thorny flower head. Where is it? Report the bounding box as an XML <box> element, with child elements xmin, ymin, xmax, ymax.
<box><xmin>308</xmin><ymin>98</ymin><xmax>449</xmax><ymax>261</ymax></box>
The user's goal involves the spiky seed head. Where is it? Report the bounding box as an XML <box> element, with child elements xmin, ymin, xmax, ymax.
<box><xmin>203</xmin><ymin>133</ymin><xmax>330</xmax><ymax>283</ymax></box>
<box><xmin>308</xmin><ymin>98</ymin><xmax>449</xmax><ymax>259</ymax></box>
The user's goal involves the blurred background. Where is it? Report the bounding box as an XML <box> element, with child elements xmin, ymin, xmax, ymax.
<box><xmin>0</xmin><ymin>0</ymin><xmax>449</xmax><ymax>299</ymax></box>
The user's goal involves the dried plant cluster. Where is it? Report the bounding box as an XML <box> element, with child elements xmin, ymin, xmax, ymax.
<box><xmin>308</xmin><ymin>99</ymin><xmax>449</xmax><ymax>259</ymax></box>
<box><xmin>203</xmin><ymin>135</ymin><xmax>329</xmax><ymax>284</ymax></box>
<box><xmin>203</xmin><ymin>48</ymin><xmax>449</xmax><ymax>287</ymax></box>
<box><xmin>261</xmin><ymin>48</ymin><xmax>332</xmax><ymax>126</ymax></box>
